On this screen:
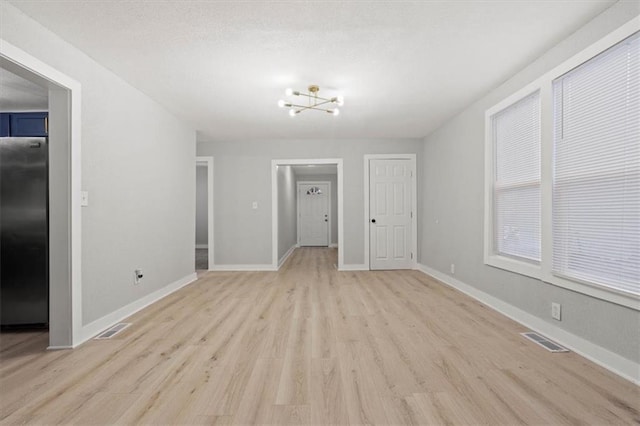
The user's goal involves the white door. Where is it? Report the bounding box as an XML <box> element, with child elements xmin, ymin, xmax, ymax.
<box><xmin>299</xmin><ymin>182</ymin><xmax>329</xmax><ymax>246</ymax></box>
<box><xmin>369</xmin><ymin>159</ymin><xmax>413</xmax><ymax>270</ymax></box>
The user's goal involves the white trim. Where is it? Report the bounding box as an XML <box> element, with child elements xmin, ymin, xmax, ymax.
<box><xmin>0</xmin><ymin>39</ymin><xmax>83</xmax><ymax>348</ymax></box>
<box><xmin>278</xmin><ymin>244</ymin><xmax>297</xmax><ymax>268</ymax></box>
<box><xmin>196</xmin><ymin>156</ymin><xmax>214</xmax><ymax>271</ymax></box>
<box><xmin>272</xmin><ymin>159</ymin><xmax>344</xmax><ymax>270</ymax></box>
<box><xmin>363</xmin><ymin>154</ymin><xmax>418</xmax><ymax>270</ymax></box>
<box><xmin>416</xmin><ymin>263</ymin><xmax>640</xmax><ymax>385</ymax></box>
<box><xmin>339</xmin><ymin>264</ymin><xmax>368</xmax><ymax>271</ymax></box>
<box><xmin>329</xmin><ymin>243</ymin><xmax>338</xmax><ymax>248</ymax></box>
<box><xmin>70</xmin><ymin>272</ymin><xmax>198</xmax><ymax>348</ymax></box>
<box><xmin>484</xmin><ymin>18</ymin><xmax>640</xmax><ymax>309</ymax></box>
<box><xmin>297</xmin><ymin>181</ymin><xmax>331</xmax><ymax>247</ymax></box>
<box><xmin>195</xmin><ymin>244</ymin><xmax>208</xmax><ymax>249</ymax></box>
<box><xmin>210</xmin><ymin>264</ymin><xmax>277</xmax><ymax>272</ymax></box>
<box><xmin>484</xmin><ymin>86</ymin><xmax>542</xmax><ymax>281</ymax></box>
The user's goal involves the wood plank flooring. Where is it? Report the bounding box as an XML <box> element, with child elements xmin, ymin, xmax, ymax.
<box><xmin>1</xmin><ymin>247</ymin><xmax>638</xmax><ymax>425</ymax></box>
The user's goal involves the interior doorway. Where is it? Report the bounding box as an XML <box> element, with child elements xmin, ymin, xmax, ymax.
<box><xmin>364</xmin><ymin>154</ymin><xmax>417</xmax><ymax>270</ymax></box>
<box><xmin>195</xmin><ymin>156</ymin><xmax>214</xmax><ymax>271</ymax></box>
<box><xmin>0</xmin><ymin>68</ymin><xmax>49</xmax><ymax>335</ymax></box>
<box><xmin>271</xmin><ymin>159</ymin><xmax>344</xmax><ymax>270</ymax></box>
<box><xmin>1</xmin><ymin>40</ymin><xmax>82</xmax><ymax>348</ymax></box>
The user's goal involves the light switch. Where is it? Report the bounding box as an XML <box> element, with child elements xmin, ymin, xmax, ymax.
<box><xmin>252</xmin><ymin>201</ymin><xmax>258</xmax><ymax>209</ymax></box>
<box><xmin>81</xmin><ymin>191</ymin><xmax>89</xmax><ymax>207</ymax></box>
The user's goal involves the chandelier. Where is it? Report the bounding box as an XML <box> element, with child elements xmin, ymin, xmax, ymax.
<box><xmin>278</xmin><ymin>85</ymin><xmax>344</xmax><ymax>117</ymax></box>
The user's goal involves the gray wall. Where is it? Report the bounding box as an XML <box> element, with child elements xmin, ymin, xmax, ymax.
<box><xmin>297</xmin><ymin>174</ymin><xmax>338</xmax><ymax>246</ymax></box>
<box><xmin>277</xmin><ymin>165</ymin><xmax>297</xmax><ymax>262</ymax></box>
<box><xmin>195</xmin><ymin>165</ymin><xmax>208</xmax><ymax>246</ymax></box>
<box><xmin>2</xmin><ymin>3</ymin><xmax>197</xmax><ymax>325</ymax></box>
<box><xmin>420</xmin><ymin>2</ymin><xmax>640</xmax><ymax>363</ymax></box>
<box><xmin>197</xmin><ymin>139</ymin><xmax>422</xmax><ymax>266</ymax></box>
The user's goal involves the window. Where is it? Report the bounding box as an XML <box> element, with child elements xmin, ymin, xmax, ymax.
<box><xmin>485</xmin><ymin>22</ymin><xmax>639</xmax><ymax>308</ymax></box>
<box><xmin>552</xmin><ymin>32</ymin><xmax>639</xmax><ymax>295</ymax></box>
<box><xmin>492</xmin><ymin>91</ymin><xmax>541</xmax><ymax>263</ymax></box>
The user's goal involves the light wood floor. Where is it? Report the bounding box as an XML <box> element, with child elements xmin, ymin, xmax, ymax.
<box><xmin>1</xmin><ymin>248</ymin><xmax>638</xmax><ymax>425</ymax></box>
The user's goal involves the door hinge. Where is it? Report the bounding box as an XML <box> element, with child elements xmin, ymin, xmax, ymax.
<box><xmin>410</xmin><ymin>211</ymin><xmax>413</xmax><ymax>218</ymax></box>
<box><xmin>410</xmin><ymin>170</ymin><xmax>413</xmax><ymax>177</ymax></box>
<box><xmin>410</xmin><ymin>252</ymin><xmax>413</xmax><ymax>259</ymax></box>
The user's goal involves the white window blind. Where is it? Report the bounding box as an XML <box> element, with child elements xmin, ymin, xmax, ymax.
<box><xmin>553</xmin><ymin>31</ymin><xmax>640</xmax><ymax>295</ymax></box>
<box><xmin>492</xmin><ymin>91</ymin><xmax>541</xmax><ymax>262</ymax></box>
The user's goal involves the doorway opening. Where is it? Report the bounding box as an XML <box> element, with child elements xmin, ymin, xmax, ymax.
<box><xmin>195</xmin><ymin>156</ymin><xmax>214</xmax><ymax>271</ymax></box>
<box><xmin>1</xmin><ymin>40</ymin><xmax>82</xmax><ymax>348</ymax></box>
<box><xmin>271</xmin><ymin>159</ymin><xmax>344</xmax><ymax>270</ymax></box>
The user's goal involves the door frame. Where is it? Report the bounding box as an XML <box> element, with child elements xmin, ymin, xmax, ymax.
<box><xmin>271</xmin><ymin>158</ymin><xmax>344</xmax><ymax>270</ymax></box>
<box><xmin>297</xmin><ymin>181</ymin><xmax>331</xmax><ymax>247</ymax></box>
<box><xmin>1</xmin><ymin>39</ymin><xmax>82</xmax><ymax>348</ymax></box>
<box><xmin>364</xmin><ymin>154</ymin><xmax>417</xmax><ymax>270</ymax></box>
<box><xmin>196</xmin><ymin>156</ymin><xmax>214</xmax><ymax>270</ymax></box>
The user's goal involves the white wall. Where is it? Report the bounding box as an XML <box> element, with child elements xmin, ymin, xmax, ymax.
<box><xmin>197</xmin><ymin>138</ymin><xmax>422</xmax><ymax>266</ymax></box>
<box><xmin>296</xmin><ymin>174</ymin><xmax>338</xmax><ymax>246</ymax></box>
<box><xmin>195</xmin><ymin>165</ymin><xmax>208</xmax><ymax>247</ymax></box>
<box><xmin>277</xmin><ymin>165</ymin><xmax>297</xmax><ymax>263</ymax></box>
<box><xmin>1</xmin><ymin>3</ymin><xmax>196</xmax><ymax>326</ymax></box>
<box><xmin>420</xmin><ymin>2</ymin><xmax>640</xmax><ymax>365</ymax></box>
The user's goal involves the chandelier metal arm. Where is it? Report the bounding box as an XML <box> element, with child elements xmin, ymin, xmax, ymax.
<box><xmin>289</xmin><ymin>99</ymin><xmax>333</xmax><ymax>110</ymax></box>
<box><xmin>293</xmin><ymin>92</ymin><xmax>335</xmax><ymax>103</ymax></box>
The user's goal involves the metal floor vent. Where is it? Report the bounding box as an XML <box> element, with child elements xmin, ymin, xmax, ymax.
<box><xmin>95</xmin><ymin>323</ymin><xmax>131</xmax><ymax>340</ymax></box>
<box><xmin>521</xmin><ymin>332</ymin><xmax>569</xmax><ymax>353</ymax></box>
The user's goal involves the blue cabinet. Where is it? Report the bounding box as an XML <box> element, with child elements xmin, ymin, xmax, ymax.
<box><xmin>0</xmin><ymin>112</ymin><xmax>48</xmax><ymax>137</ymax></box>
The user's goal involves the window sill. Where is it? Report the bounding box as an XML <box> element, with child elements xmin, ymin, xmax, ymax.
<box><xmin>543</xmin><ymin>272</ymin><xmax>640</xmax><ymax>311</ymax></box>
<box><xmin>484</xmin><ymin>254</ymin><xmax>541</xmax><ymax>280</ymax></box>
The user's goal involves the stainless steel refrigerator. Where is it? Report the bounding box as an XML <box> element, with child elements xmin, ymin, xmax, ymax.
<box><xmin>0</xmin><ymin>137</ymin><xmax>49</xmax><ymax>327</ymax></box>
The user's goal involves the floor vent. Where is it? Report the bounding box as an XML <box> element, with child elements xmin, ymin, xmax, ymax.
<box><xmin>95</xmin><ymin>323</ymin><xmax>131</xmax><ymax>340</ymax></box>
<box><xmin>521</xmin><ymin>332</ymin><xmax>569</xmax><ymax>353</ymax></box>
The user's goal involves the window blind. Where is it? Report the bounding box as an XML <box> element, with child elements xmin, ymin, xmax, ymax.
<box><xmin>553</xmin><ymin>31</ymin><xmax>639</xmax><ymax>295</ymax></box>
<box><xmin>493</xmin><ymin>91</ymin><xmax>541</xmax><ymax>262</ymax></box>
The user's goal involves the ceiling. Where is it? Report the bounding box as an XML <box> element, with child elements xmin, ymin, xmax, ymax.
<box><xmin>0</xmin><ymin>67</ymin><xmax>48</xmax><ymax>112</ymax></box>
<box><xmin>291</xmin><ymin>165</ymin><xmax>337</xmax><ymax>176</ymax></box>
<box><xmin>9</xmin><ymin>1</ymin><xmax>616</xmax><ymax>142</ymax></box>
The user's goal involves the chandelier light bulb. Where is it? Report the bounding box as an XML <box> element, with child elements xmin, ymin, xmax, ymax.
<box><xmin>278</xmin><ymin>99</ymin><xmax>286</xmax><ymax>108</ymax></box>
<box><xmin>332</xmin><ymin>108</ymin><xmax>340</xmax><ymax>116</ymax></box>
<box><xmin>289</xmin><ymin>109</ymin><xmax>297</xmax><ymax>117</ymax></box>
<box><xmin>285</xmin><ymin>88</ymin><xmax>294</xmax><ymax>96</ymax></box>
<box><xmin>336</xmin><ymin>96</ymin><xmax>344</xmax><ymax>106</ymax></box>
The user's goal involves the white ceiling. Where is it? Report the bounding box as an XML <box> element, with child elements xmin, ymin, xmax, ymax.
<box><xmin>9</xmin><ymin>1</ymin><xmax>615</xmax><ymax>141</ymax></box>
<box><xmin>0</xmin><ymin>67</ymin><xmax>48</xmax><ymax>112</ymax></box>
<box><xmin>291</xmin><ymin>165</ymin><xmax>337</xmax><ymax>176</ymax></box>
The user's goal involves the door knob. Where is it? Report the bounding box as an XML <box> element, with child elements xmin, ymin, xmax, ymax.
<box><xmin>324</xmin><ymin>219</ymin><xmax>328</xmax><ymax>222</ymax></box>
<box><xmin>371</xmin><ymin>219</ymin><xmax>376</xmax><ymax>223</ymax></box>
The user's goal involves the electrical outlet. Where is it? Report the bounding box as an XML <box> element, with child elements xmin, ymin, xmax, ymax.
<box><xmin>134</xmin><ymin>269</ymin><xmax>144</xmax><ymax>285</ymax></box>
<box><xmin>450</xmin><ymin>263</ymin><xmax>455</xmax><ymax>274</ymax></box>
<box><xmin>551</xmin><ymin>302</ymin><xmax>562</xmax><ymax>321</ymax></box>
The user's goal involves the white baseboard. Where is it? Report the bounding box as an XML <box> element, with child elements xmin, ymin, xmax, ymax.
<box><xmin>210</xmin><ymin>264</ymin><xmax>277</xmax><ymax>271</ymax></box>
<box><xmin>47</xmin><ymin>345</ymin><xmax>73</xmax><ymax>350</ymax></box>
<box><xmin>329</xmin><ymin>243</ymin><xmax>338</xmax><ymax>248</ymax></box>
<box><xmin>339</xmin><ymin>264</ymin><xmax>368</xmax><ymax>271</ymax></box>
<box><xmin>75</xmin><ymin>272</ymin><xmax>198</xmax><ymax>347</ymax></box>
<box><xmin>195</xmin><ymin>244</ymin><xmax>208</xmax><ymax>249</ymax></box>
<box><xmin>417</xmin><ymin>263</ymin><xmax>640</xmax><ymax>385</ymax></box>
<box><xmin>278</xmin><ymin>245</ymin><xmax>297</xmax><ymax>269</ymax></box>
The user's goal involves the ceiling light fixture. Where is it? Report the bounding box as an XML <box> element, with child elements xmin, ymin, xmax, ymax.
<box><xmin>278</xmin><ymin>85</ymin><xmax>343</xmax><ymax>117</ymax></box>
